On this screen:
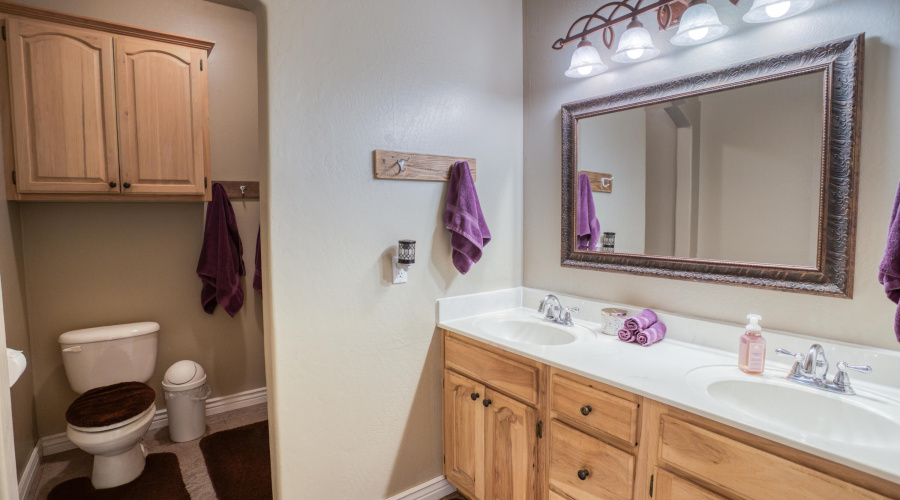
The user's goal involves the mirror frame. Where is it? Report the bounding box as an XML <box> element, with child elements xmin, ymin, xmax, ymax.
<box><xmin>561</xmin><ymin>34</ymin><xmax>863</xmax><ymax>298</ymax></box>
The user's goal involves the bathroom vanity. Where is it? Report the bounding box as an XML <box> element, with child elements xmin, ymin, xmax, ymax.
<box><xmin>439</xmin><ymin>290</ymin><xmax>900</xmax><ymax>500</ymax></box>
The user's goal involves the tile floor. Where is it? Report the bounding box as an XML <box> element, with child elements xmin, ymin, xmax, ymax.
<box><xmin>25</xmin><ymin>403</ymin><xmax>269</xmax><ymax>500</ymax></box>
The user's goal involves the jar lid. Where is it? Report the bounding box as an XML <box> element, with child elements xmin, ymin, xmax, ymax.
<box><xmin>601</xmin><ymin>308</ymin><xmax>628</xmax><ymax>317</ymax></box>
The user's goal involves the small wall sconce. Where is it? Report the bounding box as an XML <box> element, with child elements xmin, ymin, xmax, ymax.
<box><xmin>602</xmin><ymin>232</ymin><xmax>616</xmax><ymax>253</ymax></box>
<box><xmin>393</xmin><ymin>239</ymin><xmax>416</xmax><ymax>284</ymax></box>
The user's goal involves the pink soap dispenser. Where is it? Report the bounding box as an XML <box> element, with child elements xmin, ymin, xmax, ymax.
<box><xmin>738</xmin><ymin>314</ymin><xmax>766</xmax><ymax>374</ymax></box>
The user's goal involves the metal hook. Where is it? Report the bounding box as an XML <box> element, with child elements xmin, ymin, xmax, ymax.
<box><xmin>396</xmin><ymin>156</ymin><xmax>411</xmax><ymax>173</ymax></box>
<box><xmin>601</xmin><ymin>176</ymin><xmax>613</xmax><ymax>188</ymax></box>
<box><xmin>240</xmin><ymin>185</ymin><xmax>246</xmax><ymax>196</ymax></box>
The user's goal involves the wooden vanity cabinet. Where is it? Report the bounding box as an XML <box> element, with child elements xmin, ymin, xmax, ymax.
<box><xmin>441</xmin><ymin>329</ymin><xmax>900</xmax><ymax>500</ymax></box>
<box><xmin>0</xmin><ymin>3</ymin><xmax>214</xmax><ymax>201</ymax></box>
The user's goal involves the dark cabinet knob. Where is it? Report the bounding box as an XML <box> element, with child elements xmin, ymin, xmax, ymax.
<box><xmin>580</xmin><ymin>405</ymin><xmax>592</xmax><ymax>416</ymax></box>
<box><xmin>482</xmin><ymin>399</ymin><xmax>492</xmax><ymax>408</ymax></box>
<box><xmin>123</xmin><ymin>182</ymin><xmax>131</xmax><ymax>188</ymax></box>
<box><xmin>108</xmin><ymin>181</ymin><xmax>117</xmax><ymax>188</ymax></box>
<box><xmin>577</xmin><ymin>469</ymin><xmax>590</xmax><ymax>480</ymax></box>
<box><xmin>470</xmin><ymin>393</ymin><xmax>480</xmax><ymax>401</ymax></box>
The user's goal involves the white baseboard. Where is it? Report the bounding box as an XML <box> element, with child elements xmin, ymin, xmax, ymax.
<box><xmin>17</xmin><ymin>444</ymin><xmax>40</xmax><ymax>500</ymax></box>
<box><xmin>386</xmin><ymin>476</ymin><xmax>456</xmax><ymax>500</ymax></box>
<box><xmin>40</xmin><ymin>386</ymin><xmax>267</xmax><ymax>456</ymax></box>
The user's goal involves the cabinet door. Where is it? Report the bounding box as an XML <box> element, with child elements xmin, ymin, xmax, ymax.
<box><xmin>114</xmin><ymin>37</ymin><xmax>207</xmax><ymax>196</ymax></box>
<box><xmin>444</xmin><ymin>370</ymin><xmax>485</xmax><ymax>500</ymax></box>
<box><xmin>653</xmin><ymin>469</ymin><xmax>725</xmax><ymax>500</ymax></box>
<box><xmin>7</xmin><ymin>18</ymin><xmax>119</xmax><ymax>193</ymax></box>
<box><xmin>484</xmin><ymin>390</ymin><xmax>537</xmax><ymax>500</ymax></box>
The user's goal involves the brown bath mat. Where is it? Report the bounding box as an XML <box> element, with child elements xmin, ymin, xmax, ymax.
<box><xmin>200</xmin><ymin>420</ymin><xmax>272</xmax><ymax>500</ymax></box>
<box><xmin>47</xmin><ymin>452</ymin><xmax>189</xmax><ymax>500</ymax></box>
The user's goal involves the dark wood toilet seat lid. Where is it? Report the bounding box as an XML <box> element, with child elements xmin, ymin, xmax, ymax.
<box><xmin>66</xmin><ymin>382</ymin><xmax>156</xmax><ymax>428</ymax></box>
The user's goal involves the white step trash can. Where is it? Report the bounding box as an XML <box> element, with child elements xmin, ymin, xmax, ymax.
<box><xmin>163</xmin><ymin>360</ymin><xmax>211</xmax><ymax>442</ymax></box>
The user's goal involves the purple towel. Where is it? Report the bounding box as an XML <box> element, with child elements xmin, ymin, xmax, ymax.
<box><xmin>618</xmin><ymin>327</ymin><xmax>637</xmax><ymax>343</ymax></box>
<box><xmin>253</xmin><ymin>227</ymin><xmax>262</xmax><ymax>294</ymax></box>
<box><xmin>879</xmin><ymin>178</ymin><xmax>900</xmax><ymax>342</ymax></box>
<box><xmin>197</xmin><ymin>183</ymin><xmax>245</xmax><ymax>317</ymax></box>
<box><xmin>444</xmin><ymin>161</ymin><xmax>491</xmax><ymax>275</ymax></box>
<box><xmin>577</xmin><ymin>173</ymin><xmax>601</xmax><ymax>251</ymax></box>
<box><xmin>624</xmin><ymin>309</ymin><xmax>658</xmax><ymax>333</ymax></box>
<box><xmin>636</xmin><ymin>322</ymin><xmax>667</xmax><ymax>347</ymax></box>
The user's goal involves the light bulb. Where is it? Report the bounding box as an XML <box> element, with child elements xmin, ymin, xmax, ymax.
<box><xmin>611</xmin><ymin>19</ymin><xmax>660</xmax><ymax>63</ymax></box>
<box><xmin>765</xmin><ymin>1</ymin><xmax>791</xmax><ymax>18</ymax></box>
<box><xmin>577</xmin><ymin>66</ymin><xmax>592</xmax><ymax>76</ymax></box>
<box><xmin>688</xmin><ymin>27</ymin><xmax>709</xmax><ymax>40</ymax></box>
<box><xmin>627</xmin><ymin>48</ymin><xmax>644</xmax><ymax>60</ymax></box>
<box><xmin>565</xmin><ymin>39</ymin><xmax>608</xmax><ymax>78</ymax></box>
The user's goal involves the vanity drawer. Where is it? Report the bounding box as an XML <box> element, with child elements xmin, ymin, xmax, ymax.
<box><xmin>550</xmin><ymin>421</ymin><xmax>635</xmax><ymax>500</ymax></box>
<box><xmin>653</xmin><ymin>468</ymin><xmax>725</xmax><ymax>500</ymax></box>
<box><xmin>658</xmin><ymin>416</ymin><xmax>889</xmax><ymax>500</ymax></box>
<box><xmin>444</xmin><ymin>335</ymin><xmax>539</xmax><ymax>405</ymax></box>
<box><xmin>551</xmin><ymin>374</ymin><xmax>639</xmax><ymax>445</ymax></box>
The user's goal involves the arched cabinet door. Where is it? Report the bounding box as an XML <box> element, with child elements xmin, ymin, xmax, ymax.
<box><xmin>6</xmin><ymin>18</ymin><xmax>120</xmax><ymax>193</ymax></box>
<box><xmin>115</xmin><ymin>37</ymin><xmax>208</xmax><ymax>196</ymax></box>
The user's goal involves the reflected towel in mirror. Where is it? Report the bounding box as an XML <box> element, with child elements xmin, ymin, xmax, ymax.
<box><xmin>577</xmin><ymin>173</ymin><xmax>601</xmax><ymax>251</ymax></box>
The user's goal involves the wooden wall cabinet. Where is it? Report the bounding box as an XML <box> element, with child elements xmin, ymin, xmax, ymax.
<box><xmin>441</xmin><ymin>329</ymin><xmax>900</xmax><ymax>500</ymax></box>
<box><xmin>0</xmin><ymin>2</ymin><xmax>214</xmax><ymax>201</ymax></box>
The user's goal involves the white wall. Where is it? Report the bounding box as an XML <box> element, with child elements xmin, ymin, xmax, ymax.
<box><xmin>645</xmin><ymin>108</ymin><xmax>678</xmax><ymax>256</ymax></box>
<box><xmin>578</xmin><ymin>108</ymin><xmax>646</xmax><ymax>254</ymax></box>
<box><xmin>258</xmin><ymin>0</ymin><xmax>523</xmax><ymax>497</ymax></box>
<box><xmin>524</xmin><ymin>0</ymin><xmax>900</xmax><ymax>351</ymax></box>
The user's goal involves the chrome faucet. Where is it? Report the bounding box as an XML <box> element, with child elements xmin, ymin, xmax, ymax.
<box><xmin>538</xmin><ymin>295</ymin><xmax>579</xmax><ymax>327</ymax></box>
<box><xmin>776</xmin><ymin>344</ymin><xmax>872</xmax><ymax>395</ymax></box>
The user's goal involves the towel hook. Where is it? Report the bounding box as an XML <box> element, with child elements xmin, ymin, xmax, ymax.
<box><xmin>240</xmin><ymin>185</ymin><xmax>246</xmax><ymax>196</ymax></box>
<box><xmin>601</xmin><ymin>176</ymin><xmax>614</xmax><ymax>188</ymax></box>
<box><xmin>396</xmin><ymin>156</ymin><xmax>411</xmax><ymax>173</ymax></box>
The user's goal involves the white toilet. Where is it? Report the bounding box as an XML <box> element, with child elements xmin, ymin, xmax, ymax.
<box><xmin>59</xmin><ymin>322</ymin><xmax>160</xmax><ymax>489</ymax></box>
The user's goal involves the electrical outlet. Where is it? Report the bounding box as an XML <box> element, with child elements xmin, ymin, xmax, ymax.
<box><xmin>392</xmin><ymin>256</ymin><xmax>408</xmax><ymax>284</ymax></box>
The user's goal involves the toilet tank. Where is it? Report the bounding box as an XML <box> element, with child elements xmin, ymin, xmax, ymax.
<box><xmin>59</xmin><ymin>322</ymin><xmax>159</xmax><ymax>394</ymax></box>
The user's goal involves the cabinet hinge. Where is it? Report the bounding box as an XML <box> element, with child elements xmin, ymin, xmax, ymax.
<box><xmin>2</xmin><ymin>26</ymin><xmax>6</xmax><ymax>41</ymax></box>
<box><xmin>200</xmin><ymin>59</ymin><xmax>203</xmax><ymax>71</ymax></box>
<box><xmin>204</xmin><ymin>177</ymin><xmax>208</xmax><ymax>189</ymax></box>
<box><xmin>11</xmin><ymin>170</ymin><xmax>15</xmax><ymax>185</ymax></box>
<box><xmin>649</xmin><ymin>474</ymin><xmax>654</xmax><ymax>497</ymax></box>
<box><xmin>536</xmin><ymin>420</ymin><xmax>543</xmax><ymax>439</ymax></box>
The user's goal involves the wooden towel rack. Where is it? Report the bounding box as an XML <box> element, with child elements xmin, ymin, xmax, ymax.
<box><xmin>214</xmin><ymin>181</ymin><xmax>260</xmax><ymax>200</ymax></box>
<box><xmin>374</xmin><ymin>150</ymin><xmax>476</xmax><ymax>182</ymax></box>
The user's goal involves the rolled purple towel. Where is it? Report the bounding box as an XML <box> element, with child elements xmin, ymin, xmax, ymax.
<box><xmin>624</xmin><ymin>309</ymin><xmax>658</xmax><ymax>332</ymax></box>
<box><xmin>636</xmin><ymin>322</ymin><xmax>667</xmax><ymax>347</ymax></box>
<box><xmin>618</xmin><ymin>327</ymin><xmax>637</xmax><ymax>343</ymax></box>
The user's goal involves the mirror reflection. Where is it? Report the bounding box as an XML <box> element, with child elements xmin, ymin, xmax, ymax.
<box><xmin>576</xmin><ymin>71</ymin><xmax>825</xmax><ymax>267</ymax></box>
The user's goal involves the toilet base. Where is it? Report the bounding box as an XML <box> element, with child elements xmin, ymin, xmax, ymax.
<box><xmin>91</xmin><ymin>442</ymin><xmax>148</xmax><ymax>489</ymax></box>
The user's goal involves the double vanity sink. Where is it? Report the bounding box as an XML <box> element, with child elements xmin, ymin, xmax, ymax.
<box><xmin>438</xmin><ymin>289</ymin><xmax>900</xmax><ymax>499</ymax></box>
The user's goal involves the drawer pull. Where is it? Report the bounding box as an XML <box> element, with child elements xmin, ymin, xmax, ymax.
<box><xmin>108</xmin><ymin>181</ymin><xmax>117</xmax><ymax>188</ymax></box>
<box><xmin>577</xmin><ymin>469</ymin><xmax>590</xmax><ymax>480</ymax></box>
<box><xmin>580</xmin><ymin>405</ymin><xmax>592</xmax><ymax>416</ymax></box>
<box><xmin>483</xmin><ymin>399</ymin><xmax>492</xmax><ymax>407</ymax></box>
<box><xmin>471</xmin><ymin>392</ymin><xmax>480</xmax><ymax>401</ymax></box>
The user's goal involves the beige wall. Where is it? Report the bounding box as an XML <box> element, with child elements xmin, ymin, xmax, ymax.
<box><xmin>0</xmin><ymin>180</ymin><xmax>38</xmax><ymax>478</ymax></box>
<box><xmin>258</xmin><ymin>0</ymin><xmax>524</xmax><ymax>497</ymax></box>
<box><xmin>644</xmin><ymin>108</ymin><xmax>678</xmax><ymax>256</ymax></box>
<box><xmin>524</xmin><ymin>0</ymin><xmax>900</xmax><ymax>351</ymax></box>
<box><xmin>9</xmin><ymin>0</ymin><xmax>262</xmax><ymax>436</ymax></box>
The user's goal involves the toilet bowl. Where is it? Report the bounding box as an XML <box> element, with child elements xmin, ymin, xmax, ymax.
<box><xmin>59</xmin><ymin>322</ymin><xmax>160</xmax><ymax>489</ymax></box>
<box><xmin>67</xmin><ymin>404</ymin><xmax>156</xmax><ymax>488</ymax></box>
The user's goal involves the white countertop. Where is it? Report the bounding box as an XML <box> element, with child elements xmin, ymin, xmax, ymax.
<box><xmin>437</xmin><ymin>288</ymin><xmax>900</xmax><ymax>485</ymax></box>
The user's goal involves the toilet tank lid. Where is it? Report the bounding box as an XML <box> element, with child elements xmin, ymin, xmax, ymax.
<box><xmin>59</xmin><ymin>322</ymin><xmax>160</xmax><ymax>345</ymax></box>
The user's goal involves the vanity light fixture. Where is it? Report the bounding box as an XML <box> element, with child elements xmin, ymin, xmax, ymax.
<box><xmin>670</xmin><ymin>0</ymin><xmax>729</xmax><ymax>46</ymax></box>
<box><xmin>565</xmin><ymin>38</ymin><xmax>609</xmax><ymax>78</ymax></box>
<box><xmin>742</xmin><ymin>0</ymin><xmax>815</xmax><ymax>23</ymax></box>
<box><xmin>611</xmin><ymin>19</ymin><xmax>660</xmax><ymax>63</ymax></box>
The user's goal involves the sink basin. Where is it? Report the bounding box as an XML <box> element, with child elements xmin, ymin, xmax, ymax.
<box><xmin>474</xmin><ymin>315</ymin><xmax>579</xmax><ymax>346</ymax></box>
<box><xmin>689</xmin><ymin>366</ymin><xmax>900</xmax><ymax>449</ymax></box>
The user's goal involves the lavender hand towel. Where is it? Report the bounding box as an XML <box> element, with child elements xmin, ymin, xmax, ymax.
<box><xmin>444</xmin><ymin>161</ymin><xmax>491</xmax><ymax>275</ymax></box>
<box><xmin>197</xmin><ymin>183</ymin><xmax>245</xmax><ymax>317</ymax></box>
<box><xmin>253</xmin><ymin>227</ymin><xmax>262</xmax><ymax>294</ymax></box>
<box><xmin>636</xmin><ymin>322</ymin><xmax>667</xmax><ymax>347</ymax></box>
<box><xmin>577</xmin><ymin>173</ymin><xmax>601</xmax><ymax>251</ymax></box>
<box><xmin>624</xmin><ymin>309</ymin><xmax>658</xmax><ymax>333</ymax></box>
<box><xmin>618</xmin><ymin>327</ymin><xmax>637</xmax><ymax>343</ymax></box>
<box><xmin>879</xmin><ymin>178</ymin><xmax>900</xmax><ymax>342</ymax></box>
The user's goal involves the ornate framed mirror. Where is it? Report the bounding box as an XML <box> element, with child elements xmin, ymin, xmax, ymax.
<box><xmin>561</xmin><ymin>34</ymin><xmax>863</xmax><ymax>297</ymax></box>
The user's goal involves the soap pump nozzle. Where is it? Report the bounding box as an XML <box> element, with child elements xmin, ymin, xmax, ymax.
<box><xmin>746</xmin><ymin>314</ymin><xmax>762</xmax><ymax>335</ymax></box>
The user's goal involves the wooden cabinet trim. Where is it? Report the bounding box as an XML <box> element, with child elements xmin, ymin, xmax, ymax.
<box><xmin>0</xmin><ymin>1</ymin><xmax>214</xmax><ymax>53</ymax></box>
<box><xmin>653</xmin><ymin>468</ymin><xmax>726</xmax><ymax>500</ymax></box>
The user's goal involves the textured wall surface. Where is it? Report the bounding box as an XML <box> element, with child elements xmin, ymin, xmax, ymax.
<box><xmin>11</xmin><ymin>0</ymin><xmax>263</xmax><ymax>436</ymax></box>
<box><xmin>524</xmin><ymin>0</ymin><xmax>900</xmax><ymax>351</ymax></box>
<box><xmin>258</xmin><ymin>0</ymin><xmax>524</xmax><ymax>496</ymax></box>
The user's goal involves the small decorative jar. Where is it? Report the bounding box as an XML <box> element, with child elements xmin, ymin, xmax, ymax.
<box><xmin>600</xmin><ymin>308</ymin><xmax>627</xmax><ymax>336</ymax></box>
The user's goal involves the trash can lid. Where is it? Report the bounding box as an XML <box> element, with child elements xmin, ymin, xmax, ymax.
<box><xmin>163</xmin><ymin>360</ymin><xmax>206</xmax><ymax>390</ymax></box>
